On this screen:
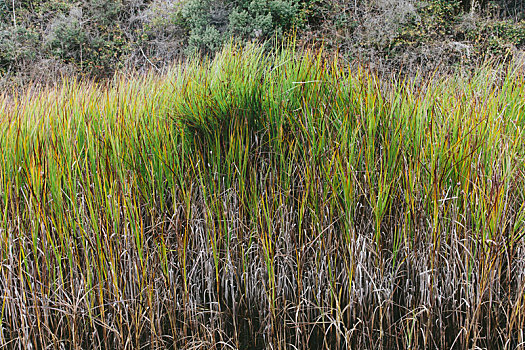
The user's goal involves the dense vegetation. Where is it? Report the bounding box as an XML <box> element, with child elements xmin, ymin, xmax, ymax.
<box><xmin>2</xmin><ymin>0</ymin><xmax>525</xmax><ymax>85</ymax></box>
<box><xmin>2</xmin><ymin>0</ymin><xmax>525</xmax><ymax>348</ymax></box>
<box><xmin>0</xmin><ymin>43</ymin><xmax>524</xmax><ymax>348</ymax></box>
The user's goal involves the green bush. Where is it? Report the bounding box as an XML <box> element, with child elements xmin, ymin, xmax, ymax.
<box><xmin>182</xmin><ymin>0</ymin><xmax>307</xmax><ymax>55</ymax></box>
<box><xmin>469</xmin><ymin>19</ymin><xmax>525</xmax><ymax>56</ymax></box>
<box><xmin>46</xmin><ymin>9</ymin><xmax>86</xmax><ymax>65</ymax></box>
<box><xmin>137</xmin><ymin>1</ymin><xmax>186</xmax><ymax>65</ymax></box>
<box><xmin>46</xmin><ymin>1</ymin><xmax>130</xmax><ymax>77</ymax></box>
<box><xmin>0</xmin><ymin>24</ymin><xmax>40</xmax><ymax>74</ymax></box>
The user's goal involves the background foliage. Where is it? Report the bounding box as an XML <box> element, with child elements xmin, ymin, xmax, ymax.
<box><xmin>1</xmin><ymin>0</ymin><xmax>525</xmax><ymax>84</ymax></box>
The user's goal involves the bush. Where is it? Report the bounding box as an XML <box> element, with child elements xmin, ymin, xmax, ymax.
<box><xmin>468</xmin><ymin>18</ymin><xmax>525</xmax><ymax>56</ymax></box>
<box><xmin>46</xmin><ymin>1</ymin><xmax>131</xmax><ymax>78</ymax></box>
<box><xmin>134</xmin><ymin>0</ymin><xmax>187</xmax><ymax>67</ymax></box>
<box><xmin>0</xmin><ymin>24</ymin><xmax>40</xmax><ymax>75</ymax></box>
<box><xmin>182</xmin><ymin>0</ymin><xmax>308</xmax><ymax>55</ymax></box>
<box><xmin>46</xmin><ymin>8</ymin><xmax>86</xmax><ymax>65</ymax></box>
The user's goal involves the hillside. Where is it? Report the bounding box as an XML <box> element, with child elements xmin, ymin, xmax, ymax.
<box><xmin>2</xmin><ymin>0</ymin><xmax>525</xmax><ymax>86</ymax></box>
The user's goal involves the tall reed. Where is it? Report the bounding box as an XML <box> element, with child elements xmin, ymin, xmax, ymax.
<box><xmin>0</xmin><ymin>43</ymin><xmax>524</xmax><ymax>349</ymax></box>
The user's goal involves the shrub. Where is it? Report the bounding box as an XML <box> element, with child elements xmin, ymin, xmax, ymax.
<box><xmin>46</xmin><ymin>8</ymin><xmax>86</xmax><ymax>65</ymax></box>
<box><xmin>134</xmin><ymin>0</ymin><xmax>187</xmax><ymax>67</ymax></box>
<box><xmin>0</xmin><ymin>24</ymin><xmax>40</xmax><ymax>75</ymax></box>
<box><xmin>46</xmin><ymin>1</ymin><xmax>130</xmax><ymax>78</ymax></box>
<box><xmin>181</xmin><ymin>0</ymin><xmax>308</xmax><ymax>55</ymax></box>
<box><xmin>469</xmin><ymin>18</ymin><xmax>525</xmax><ymax>56</ymax></box>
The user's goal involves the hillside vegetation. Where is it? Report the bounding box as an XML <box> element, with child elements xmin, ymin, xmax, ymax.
<box><xmin>1</xmin><ymin>44</ymin><xmax>525</xmax><ymax>348</ymax></box>
<box><xmin>2</xmin><ymin>0</ymin><xmax>525</xmax><ymax>85</ymax></box>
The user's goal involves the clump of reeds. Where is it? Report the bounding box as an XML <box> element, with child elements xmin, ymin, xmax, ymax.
<box><xmin>0</xmin><ymin>43</ymin><xmax>524</xmax><ymax>349</ymax></box>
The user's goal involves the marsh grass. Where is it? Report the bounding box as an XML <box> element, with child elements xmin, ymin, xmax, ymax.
<box><xmin>1</xmin><ymin>43</ymin><xmax>525</xmax><ymax>349</ymax></box>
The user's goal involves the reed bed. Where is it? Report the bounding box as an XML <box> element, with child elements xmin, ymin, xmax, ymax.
<box><xmin>1</xmin><ymin>44</ymin><xmax>525</xmax><ymax>349</ymax></box>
